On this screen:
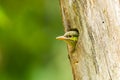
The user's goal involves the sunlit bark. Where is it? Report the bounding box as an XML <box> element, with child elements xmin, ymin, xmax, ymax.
<box><xmin>60</xmin><ymin>0</ymin><xmax>120</xmax><ymax>80</ymax></box>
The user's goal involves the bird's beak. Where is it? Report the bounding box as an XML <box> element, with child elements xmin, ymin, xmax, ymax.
<box><xmin>56</xmin><ymin>36</ymin><xmax>67</xmax><ymax>40</ymax></box>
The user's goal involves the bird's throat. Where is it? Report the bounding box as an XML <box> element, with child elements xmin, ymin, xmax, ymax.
<box><xmin>64</xmin><ymin>40</ymin><xmax>76</xmax><ymax>47</ymax></box>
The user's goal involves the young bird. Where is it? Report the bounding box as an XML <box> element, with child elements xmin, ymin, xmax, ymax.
<box><xmin>56</xmin><ymin>31</ymin><xmax>79</xmax><ymax>47</ymax></box>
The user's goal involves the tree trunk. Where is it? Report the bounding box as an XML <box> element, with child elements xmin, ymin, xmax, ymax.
<box><xmin>59</xmin><ymin>0</ymin><xmax>120</xmax><ymax>80</ymax></box>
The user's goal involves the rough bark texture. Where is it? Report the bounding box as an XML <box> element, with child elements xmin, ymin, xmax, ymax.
<box><xmin>59</xmin><ymin>0</ymin><xmax>120</xmax><ymax>80</ymax></box>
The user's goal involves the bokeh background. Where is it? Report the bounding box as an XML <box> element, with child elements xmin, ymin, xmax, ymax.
<box><xmin>0</xmin><ymin>0</ymin><xmax>72</xmax><ymax>80</ymax></box>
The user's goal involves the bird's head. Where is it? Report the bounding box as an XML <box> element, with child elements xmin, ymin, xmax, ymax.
<box><xmin>56</xmin><ymin>31</ymin><xmax>79</xmax><ymax>46</ymax></box>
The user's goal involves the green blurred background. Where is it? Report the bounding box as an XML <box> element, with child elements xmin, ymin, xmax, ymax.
<box><xmin>0</xmin><ymin>0</ymin><xmax>72</xmax><ymax>80</ymax></box>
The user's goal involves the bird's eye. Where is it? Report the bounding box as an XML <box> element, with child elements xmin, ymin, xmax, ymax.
<box><xmin>68</xmin><ymin>35</ymin><xmax>72</xmax><ymax>38</ymax></box>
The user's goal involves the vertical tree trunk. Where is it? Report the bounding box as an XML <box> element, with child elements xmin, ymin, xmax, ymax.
<box><xmin>59</xmin><ymin>0</ymin><xmax>120</xmax><ymax>80</ymax></box>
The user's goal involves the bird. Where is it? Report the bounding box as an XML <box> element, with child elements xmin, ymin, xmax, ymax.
<box><xmin>56</xmin><ymin>30</ymin><xmax>79</xmax><ymax>47</ymax></box>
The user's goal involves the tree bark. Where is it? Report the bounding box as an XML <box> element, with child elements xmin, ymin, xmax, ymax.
<box><xmin>59</xmin><ymin>0</ymin><xmax>120</xmax><ymax>80</ymax></box>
